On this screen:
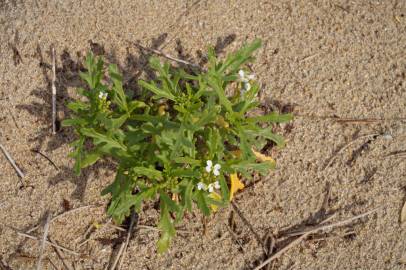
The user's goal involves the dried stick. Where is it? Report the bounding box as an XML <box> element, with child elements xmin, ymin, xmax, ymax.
<box><xmin>51</xmin><ymin>205</ymin><xmax>97</xmax><ymax>224</ymax></box>
<box><xmin>231</xmin><ymin>201</ymin><xmax>265</xmax><ymax>251</ymax></box>
<box><xmin>253</xmin><ymin>208</ymin><xmax>379</xmax><ymax>270</ymax></box>
<box><xmin>31</xmin><ymin>149</ymin><xmax>59</xmax><ymax>170</ymax></box>
<box><xmin>11</xmin><ymin>229</ymin><xmax>79</xmax><ymax>256</ymax></box>
<box><xmin>36</xmin><ymin>213</ymin><xmax>52</xmax><ymax>270</ymax></box>
<box><xmin>49</xmin><ymin>237</ymin><xmax>74</xmax><ymax>270</ymax></box>
<box><xmin>133</xmin><ymin>42</ymin><xmax>202</xmax><ymax>70</ymax></box>
<box><xmin>51</xmin><ymin>46</ymin><xmax>57</xmax><ymax>135</ymax></box>
<box><xmin>323</xmin><ymin>133</ymin><xmax>381</xmax><ymax>170</ymax></box>
<box><xmin>0</xmin><ymin>143</ymin><xmax>25</xmax><ymax>178</ymax></box>
<box><xmin>225</xmin><ymin>224</ymin><xmax>245</xmax><ymax>253</ymax></box>
<box><xmin>296</xmin><ymin>114</ymin><xmax>406</xmax><ymax>123</ymax></box>
<box><xmin>110</xmin><ymin>210</ymin><xmax>137</xmax><ymax>270</ymax></box>
<box><xmin>285</xmin><ymin>207</ymin><xmax>379</xmax><ymax>237</ymax></box>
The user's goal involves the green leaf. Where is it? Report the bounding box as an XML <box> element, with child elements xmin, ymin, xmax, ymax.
<box><xmin>195</xmin><ymin>191</ymin><xmax>210</xmax><ymax>216</ymax></box>
<box><xmin>109</xmin><ymin>64</ymin><xmax>128</xmax><ymax>111</ymax></box>
<box><xmin>171</xmin><ymin>168</ymin><xmax>199</xmax><ymax>178</ymax></box>
<box><xmin>131</xmin><ymin>167</ymin><xmax>163</xmax><ymax>180</ymax></box>
<box><xmin>61</xmin><ymin>118</ymin><xmax>87</xmax><ymax>127</ymax></box>
<box><xmin>80</xmin><ymin>128</ymin><xmax>127</xmax><ymax>153</ymax></box>
<box><xmin>173</xmin><ymin>157</ymin><xmax>201</xmax><ymax>165</ymax></box>
<box><xmin>139</xmin><ymin>80</ymin><xmax>176</xmax><ymax>101</ymax></box>
<box><xmin>81</xmin><ymin>150</ymin><xmax>102</xmax><ymax>168</ymax></box>
<box><xmin>248</xmin><ymin>112</ymin><xmax>293</xmax><ymax>123</ymax></box>
<box><xmin>157</xmin><ymin>199</ymin><xmax>176</xmax><ymax>253</ymax></box>
<box><xmin>184</xmin><ymin>181</ymin><xmax>193</xmax><ymax>212</ymax></box>
<box><xmin>128</xmin><ymin>100</ymin><xmax>147</xmax><ymax>113</ymax></box>
<box><xmin>218</xmin><ymin>175</ymin><xmax>230</xmax><ymax>203</ymax></box>
<box><xmin>66</xmin><ymin>101</ymin><xmax>89</xmax><ymax>112</ymax></box>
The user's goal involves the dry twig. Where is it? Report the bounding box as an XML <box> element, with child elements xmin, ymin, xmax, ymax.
<box><xmin>323</xmin><ymin>133</ymin><xmax>381</xmax><ymax>170</ymax></box>
<box><xmin>0</xmin><ymin>143</ymin><xmax>25</xmax><ymax>178</ymax></box>
<box><xmin>36</xmin><ymin>213</ymin><xmax>52</xmax><ymax>270</ymax></box>
<box><xmin>51</xmin><ymin>205</ymin><xmax>97</xmax><ymax>224</ymax></box>
<box><xmin>110</xmin><ymin>210</ymin><xmax>138</xmax><ymax>270</ymax></box>
<box><xmin>231</xmin><ymin>201</ymin><xmax>265</xmax><ymax>251</ymax></box>
<box><xmin>133</xmin><ymin>42</ymin><xmax>202</xmax><ymax>70</ymax></box>
<box><xmin>31</xmin><ymin>149</ymin><xmax>59</xmax><ymax>170</ymax></box>
<box><xmin>51</xmin><ymin>46</ymin><xmax>57</xmax><ymax>135</ymax></box>
<box><xmin>225</xmin><ymin>224</ymin><xmax>245</xmax><ymax>253</ymax></box>
<box><xmin>9</xmin><ymin>228</ymin><xmax>79</xmax><ymax>256</ymax></box>
<box><xmin>49</xmin><ymin>237</ymin><xmax>74</xmax><ymax>270</ymax></box>
<box><xmin>253</xmin><ymin>208</ymin><xmax>379</xmax><ymax>270</ymax></box>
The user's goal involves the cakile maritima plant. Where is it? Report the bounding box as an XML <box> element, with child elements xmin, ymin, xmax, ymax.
<box><xmin>63</xmin><ymin>39</ymin><xmax>293</xmax><ymax>252</ymax></box>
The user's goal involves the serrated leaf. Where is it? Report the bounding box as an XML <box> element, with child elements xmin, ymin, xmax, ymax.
<box><xmin>81</xmin><ymin>150</ymin><xmax>101</xmax><ymax>168</ymax></box>
<box><xmin>139</xmin><ymin>80</ymin><xmax>176</xmax><ymax>101</ymax></box>
<box><xmin>109</xmin><ymin>64</ymin><xmax>128</xmax><ymax>111</ymax></box>
<box><xmin>80</xmin><ymin>128</ymin><xmax>127</xmax><ymax>152</ymax></box>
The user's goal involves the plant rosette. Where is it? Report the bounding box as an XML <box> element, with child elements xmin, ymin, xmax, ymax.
<box><xmin>63</xmin><ymin>39</ymin><xmax>293</xmax><ymax>252</ymax></box>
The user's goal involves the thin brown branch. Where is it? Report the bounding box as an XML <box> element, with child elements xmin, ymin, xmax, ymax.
<box><xmin>6</xmin><ymin>226</ymin><xmax>80</xmax><ymax>256</ymax></box>
<box><xmin>225</xmin><ymin>224</ymin><xmax>245</xmax><ymax>253</ymax></box>
<box><xmin>231</xmin><ymin>201</ymin><xmax>265</xmax><ymax>251</ymax></box>
<box><xmin>133</xmin><ymin>41</ymin><xmax>202</xmax><ymax>70</ymax></box>
<box><xmin>323</xmin><ymin>133</ymin><xmax>381</xmax><ymax>170</ymax></box>
<box><xmin>296</xmin><ymin>114</ymin><xmax>406</xmax><ymax>123</ymax></box>
<box><xmin>110</xmin><ymin>210</ymin><xmax>137</xmax><ymax>270</ymax></box>
<box><xmin>0</xmin><ymin>143</ymin><xmax>25</xmax><ymax>178</ymax></box>
<box><xmin>31</xmin><ymin>149</ymin><xmax>59</xmax><ymax>170</ymax></box>
<box><xmin>49</xmin><ymin>237</ymin><xmax>74</xmax><ymax>270</ymax></box>
<box><xmin>36</xmin><ymin>213</ymin><xmax>52</xmax><ymax>270</ymax></box>
<box><xmin>254</xmin><ymin>208</ymin><xmax>379</xmax><ymax>270</ymax></box>
<box><xmin>51</xmin><ymin>46</ymin><xmax>57</xmax><ymax>135</ymax></box>
<box><xmin>51</xmin><ymin>205</ymin><xmax>98</xmax><ymax>224</ymax></box>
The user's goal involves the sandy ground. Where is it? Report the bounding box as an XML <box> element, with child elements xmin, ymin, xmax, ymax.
<box><xmin>1</xmin><ymin>0</ymin><xmax>406</xmax><ymax>269</ymax></box>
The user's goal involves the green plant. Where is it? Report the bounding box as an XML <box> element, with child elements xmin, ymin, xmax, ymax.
<box><xmin>62</xmin><ymin>39</ymin><xmax>292</xmax><ymax>252</ymax></box>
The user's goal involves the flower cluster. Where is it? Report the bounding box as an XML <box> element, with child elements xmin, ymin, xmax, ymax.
<box><xmin>197</xmin><ymin>160</ymin><xmax>222</xmax><ymax>192</ymax></box>
<box><xmin>98</xmin><ymin>91</ymin><xmax>108</xmax><ymax>99</ymax></box>
<box><xmin>238</xmin><ymin>69</ymin><xmax>255</xmax><ymax>94</ymax></box>
<box><xmin>205</xmin><ymin>160</ymin><xmax>221</xmax><ymax>176</ymax></box>
<box><xmin>197</xmin><ymin>181</ymin><xmax>220</xmax><ymax>193</ymax></box>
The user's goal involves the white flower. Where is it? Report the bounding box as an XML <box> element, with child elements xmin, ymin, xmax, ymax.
<box><xmin>205</xmin><ymin>160</ymin><xmax>213</xmax><ymax>173</ymax></box>
<box><xmin>207</xmin><ymin>184</ymin><xmax>214</xmax><ymax>193</ymax></box>
<box><xmin>238</xmin><ymin>70</ymin><xmax>255</xmax><ymax>95</ymax></box>
<box><xmin>213</xmin><ymin>181</ymin><xmax>220</xmax><ymax>189</ymax></box>
<box><xmin>98</xmin><ymin>91</ymin><xmax>108</xmax><ymax>99</ymax></box>
<box><xmin>244</xmin><ymin>82</ymin><xmax>251</xmax><ymax>91</ymax></box>
<box><xmin>213</xmin><ymin>164</ymin><xmax>221</xmax><ymax>176</ymax></box>
<box><xmin>238</xmin><ymin>70</ymin><xmax>246</xmax><ymax>81</ymax></box>
<box><xmin>238</xmin><ymin>69</ymin><xmax>255</xmax><ymax>83</ymax></box>
<box><xmin>197</xmin><ymin>182</ymin><xmax>206</xmax><ymax>190</ymax></box>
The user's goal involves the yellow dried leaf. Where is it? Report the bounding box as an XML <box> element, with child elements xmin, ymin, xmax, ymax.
<box><xmin>401</xmin><ymin>200</ymin><xmax>406</xmax><ymax>224</ymax></box>
<box><xmin>93</xmin><ymin>222</ymin><xmax>101</xmax><ymax>229</ymax></box>
<box><xmin>229</xmin><ymin>173</ymin><xmax>244</xmax><ymax>201</ymax></box>
<box><xmin>208</xmin><ymin>192</ymin><xmax>222</xmax><ymax>212</ymax></box>
<box><xmin>252</xmin><ymin>149</ymin><xmax>276</xmax><ymax>164</ymax></box>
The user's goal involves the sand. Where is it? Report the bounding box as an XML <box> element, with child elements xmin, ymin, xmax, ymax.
<box><xmin>1</xmin><ymin>0</ymin><xmax>406</xmax><ymax>269</ymax></box>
